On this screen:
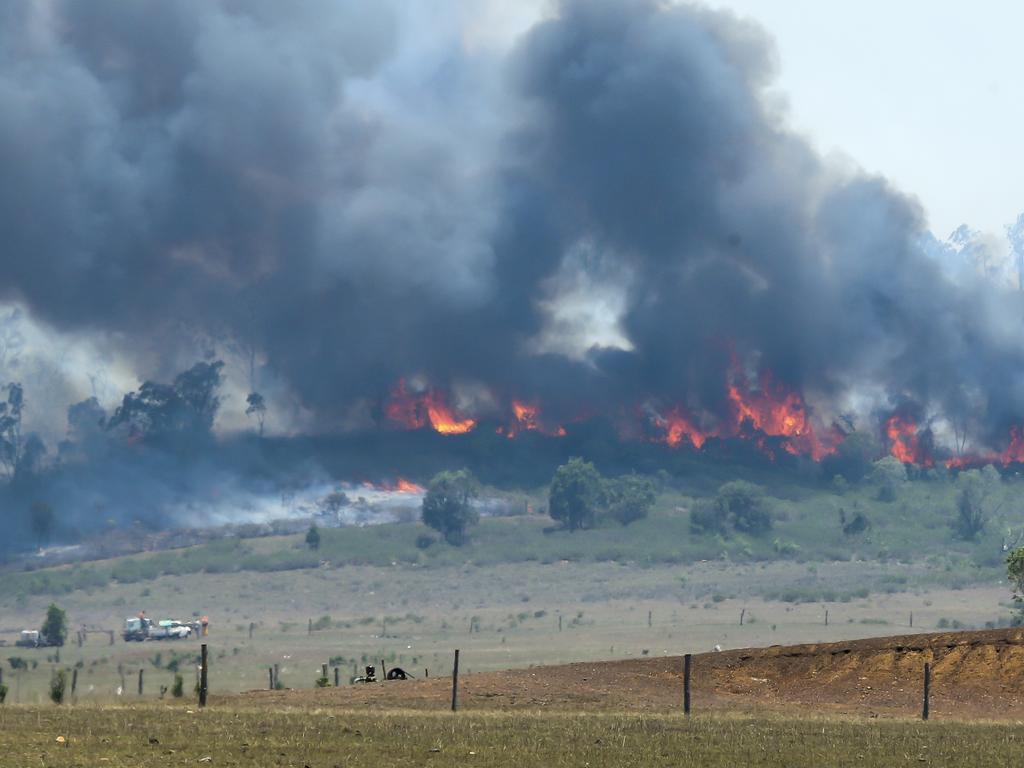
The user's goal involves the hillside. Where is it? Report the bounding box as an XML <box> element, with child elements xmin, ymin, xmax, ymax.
<box><xmin>1</xmin><ymin>472</ymin><xmax>1015</xmax><ymax>601</ymax></box>
<box><xmin>243</xmin><ymin>628</ymin><xmax>1024</xmax><ymax>720</ymax></box>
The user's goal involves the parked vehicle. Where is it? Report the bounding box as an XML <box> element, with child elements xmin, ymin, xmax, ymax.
<box><xmin>123</xmin><ymin>616</ymin><xmax>193</xmax><ymax>642</ymax></box>
<box><xmin>14</xmin><ymin>629</ymin><xmax>60</xmax><ymax>648</ymax></box>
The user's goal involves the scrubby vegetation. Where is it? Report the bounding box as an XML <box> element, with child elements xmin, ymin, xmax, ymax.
<box><xmin>1</xmin><ymin>457</ymin><xmax>1022</xmax><ymax>598</ymax></box>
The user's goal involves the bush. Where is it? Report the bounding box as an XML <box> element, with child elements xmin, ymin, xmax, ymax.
<box><xmin>171</xmin><ymin>674</ymin><xmax>184</xmax><ymax>698</ymax></box>
<box><xmin>414</xmin><ymin>534</ymin><xmax>436</xmax><ymax>550</ymax></box>
<box><xmin>422</xmin><ymin>469</ymin><xmax>479</xmax><ymax>545</ymax></box>
<box><xmin>689</xmin><ymin>499</ymin><xmax>725</xmax><ymax>535</ymax></box>
<box><xmin>49</xmin><ymin>669</ymin><xmax>68</xmax><ymax>705</ymax></box>
<box><xmin>0</xmin><ymin>683</ymin><xmax>7</xmax><ymax>704</ymax></box>
<box><xmin>604</xmin><ymin>474</ymin><xmax>657</xmax><ymax>526</ymax></box>
<box><xmin>315</xmin><ymin>675</ymin><xmax>331</xmax><ymax>688</ymax></box>
<box><xmin>548</xmin><ymin>458</ymin><xmax>602</xmax><ymax>532</ymax></box>
<box><xmin>691</xmin><ymin>482</ymin><xmax>772</xmax><ymax>537</ymax></box>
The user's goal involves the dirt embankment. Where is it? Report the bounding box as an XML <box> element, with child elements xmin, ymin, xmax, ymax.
<box><xmin>241</xmin><ymin>628</ymin><xmax>1024</xmax><ymax>719</ymax></box>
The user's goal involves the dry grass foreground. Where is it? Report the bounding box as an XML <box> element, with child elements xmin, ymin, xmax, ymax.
<box><xmin>2</xmin><ymin>707</ymin><xmax>1024</xmax><ymax>768</ymax></box>
<box><xmin>241</xmin><ymin>628</ymin><xmax>1024</xmax><ymax>719</ymax></box>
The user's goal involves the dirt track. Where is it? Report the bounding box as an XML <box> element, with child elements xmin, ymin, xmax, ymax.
<box><xmin>241</xmin><ymin>628</ymin><xmax>1024</xmax><ymax>719</ymax></box>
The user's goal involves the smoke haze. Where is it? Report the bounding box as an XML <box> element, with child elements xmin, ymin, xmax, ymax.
<box><xmin>1</xmin><ymin>0</ymin><xmax>1023</xmax><ymax>546</ymax></box>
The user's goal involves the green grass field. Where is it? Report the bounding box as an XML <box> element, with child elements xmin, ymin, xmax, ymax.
<box><xmin>2</xmin><ymin>705</ymin><xmax>1022</xmax><ymax>767</ymax></box>
<box><xmin>3</xmin><ymin>474</ymin><xmax>1011</xmax><ymax>601</ymax></box>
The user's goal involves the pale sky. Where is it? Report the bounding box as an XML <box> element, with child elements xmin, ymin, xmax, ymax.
<box><xmin>704</xmin><ymin>0</ymin><xmax>1024</xmax><ymax>239</ymax></box>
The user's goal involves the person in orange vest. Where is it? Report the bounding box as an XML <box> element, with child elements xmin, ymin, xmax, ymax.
<box><xmin>201</xmin><ymin>616</ymin><xmax>209</xmax><ymax>637</ymax></box>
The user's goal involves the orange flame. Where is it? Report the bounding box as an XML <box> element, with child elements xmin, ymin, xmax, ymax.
<box><xmin>947</xmin><ymin>425</ymin><xmax>1024</xmax><ymax>468</ymax></box>
<box><xmin>503</xmin><ymin>400</ymin><xmax>567</xmax><ymax>439</ymax></box>
<box><xmin>885</xmin><ymin>414</ymin><xmax>933</xmax><ymax>467</ymax></box>
<box><xmin>1002</xmin><ymin>426</ymin><xmax>1024</xmax><ymax>464</ymax></box>
<box><xmin>726</xmin><ymin>370</ymin><xmax>837</xmax><ymax>460</ymax></box>
<box><xmin>393</xmin><ymin>478</ymin><xmax>425</xmax><ymax>493</ymax></box>
<box><xmin>652</xmin><ymin>406</ymin><xmax>707</xmax><ymax>449</ymax></box>
<box><xmin>361</xmin><ymin>477</ymin><xmax>425</xmax><ymax>493</ymax></box>
<box><xmin>385</xmin><ymin>379</ymin><xmax>476</xmax><ymax>435</ymax></box>
<box><xmin>647</xmin><ymin>369</ymin><xmax>838</xmax><ymax>460</ymax></box>
<box><xmin>425</xmin><ymin>394</ymin><xmax>476</xmax><ymax>434</ymax></box>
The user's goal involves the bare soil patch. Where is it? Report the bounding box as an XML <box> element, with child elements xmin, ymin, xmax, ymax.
<box><xmin>240</xmin><ymin>628</ymin><xmax>1024</xmax><ymax>720</ymax></box>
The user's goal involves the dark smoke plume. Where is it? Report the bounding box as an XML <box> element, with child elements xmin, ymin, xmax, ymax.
<box><xmin>1</xmin><ymin>0</ymin><xmax>1022</xmax><ymax>547</ymax></box>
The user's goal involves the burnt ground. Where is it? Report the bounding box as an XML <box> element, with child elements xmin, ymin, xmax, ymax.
<box><xmin>239</xmin><ymin>628</ymin><xmax>1024</xmax><ymax>720</ymax></box>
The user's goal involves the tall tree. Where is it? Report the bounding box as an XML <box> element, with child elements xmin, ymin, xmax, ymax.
<box><xmin>29</xmin><ymin>501</ymin><xmax>55</xmax><ymax>549</ymax></box>
<box><xmin>549</xmin><ymin>458</ymin><xmax>602</xmax><ymax>532</ymax></box>
<box><xmin>245</xmin><ymin>392</ymin><xmax>267</xmax><ymax>437</ymax></box>
<box><xmin>107</xmin><ymin>361</ymin><xmax>224</xmax><ymax>440</ymax></box>
<box><xmin>604</xmin><ymin>474</ymin><xmax>657</xmax><ymax>526</ymax></box>
<box><xmin>0</xmin><ymin>383</ymin><xmax>23</xmax><ymax>479</ymax></box>
<box><xmin>953</xmin><ymin>465</ymin><xmax>1002</xmax><ymax>541</ymax></box>
<box><xmin>41</xmin><ymin>603</ymin><xmax>67</xmax><ymax>647</ymax></box>
<box><xmin>422</xmin><ymin>469</ymin><xmax>478</xmax><ymax>545</ymax></box>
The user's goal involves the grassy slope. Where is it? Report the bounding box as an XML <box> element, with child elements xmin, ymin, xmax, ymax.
<box><xmin>1</xmin><ymin>706</ymin><xmax>1021</xmax><ymax>767</ymax></box>
<box><xmin>1</xmin><ymin>476</ymin><xmax>1011</xmax><ymax>600</ymax></box>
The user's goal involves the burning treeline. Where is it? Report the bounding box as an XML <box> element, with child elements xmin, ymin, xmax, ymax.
<box><xmin>382</xmin><ymin>368</ymin><xmax>1024</xmax><ymax>471</ymax></box>
<box><xmin>4</xmin><ymin>0</ymin><xmax>1024</xmax><ymax>538</ymax></box>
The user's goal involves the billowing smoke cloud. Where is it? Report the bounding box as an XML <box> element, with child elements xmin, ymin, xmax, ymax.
<box><xmin>2</xmin><ymin>0</ymin><xmax>1024</xmax><ymax>547</ymax></box>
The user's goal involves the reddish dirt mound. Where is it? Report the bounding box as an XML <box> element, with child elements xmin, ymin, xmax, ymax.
<box><xmin>241</xmin><ymin>628</ymin><xmax>1024</xmax><ymax>719</ymax></box>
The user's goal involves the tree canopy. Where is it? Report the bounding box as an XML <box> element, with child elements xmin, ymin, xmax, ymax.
<box><xmin>604</xmin><ymin>473</ymin><xmax>657</xmax><ymax>526</ymax></box>
<box><xmin>690</xmin><ymin>480</ymin><xmax>772</xmax><ymax>537</ymax></box>
<box><xmin>0</xmin><ymin>383</ymin><xmax>24</xmax><ymax>479</ymax></box>
<box><xmin>41</xmin><ymin>603</ymin><xmax>67</xmax><ymax>647</ymax></box>
<box><xmin>549</xmin><ymin>458</ymin><xmax>602</xmax><ymax>531</ymax></box>
<box><xmin>953</xmin><ymin>465</ymin><xmax>1001</xmax><ymax>541</ymax></box>
<box><xmin>29</xmin><ymin>501</ymin><xmax>55</xmax><ymax>548</ymax></box>
<box><xmin>422</xmin><ymin>469</ymin><xmax>479</xmax><ymax>545</ymax></box>
<box><xmin>107</xmin><ymin>361</ymin><xmax>225</xmax><ymax>440</ymax></box>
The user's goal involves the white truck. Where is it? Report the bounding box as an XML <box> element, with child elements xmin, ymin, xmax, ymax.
<box><xmin>123</xmin><ymin>617</ymin><xmax>193</xmax><ymax>642</ymax></box>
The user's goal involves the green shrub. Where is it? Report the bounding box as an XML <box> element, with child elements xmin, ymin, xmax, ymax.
<box><xmin>171</xmin><ymin>674</ymin><xmax>184</xmax><ymax>698</ymax></box>
<box><xmin>315</xmin><ymin>676</ymin><xmax>331</xmax><ymax>688</ymax></box>
<box><xmin>0</xmin><ymin>682</ymin><xmax>7</xmax><ymax>704</ymax></box>
<box><xmin>49</xmin><ymin>669</ymin><xmax>68</xmax><ymax>705</ymax></box>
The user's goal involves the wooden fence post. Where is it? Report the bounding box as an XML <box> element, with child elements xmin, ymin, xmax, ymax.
<box><xmin>740</xmin><ymin>609</ymin><xmax>745</xmax><ymax>626</ymax></box>
<box><xmin>825</xmin><ymin>609</ymin><xmax>829</xmax><ymax>626</ymax></box>
<box><xmin>269</xmin><ymin>667</ymin><xmax>274</xmax><ymax>690</ymax></box>
<box><xmin>381</xmin><ymin>659</ymin><xmax>388</xmax><ymax>681</ymax></box>
<box><xmin>71</xmin><ymin>668</ymin><xmax>77</xmax><ymax>698</ymax></box>
<box><xmin>922</xmin><ymin>662</ymin><xmax>930</xmax><ymax>721</ymax></box>
<box><xmin>910</xmin><ymin>612</ymin><xmax>914</xmax><ymax>628</ymax></box>
<box><xmin>451</xmin><ymin>649</ymin><xmax>460</xmax><ymax>712</ymax></box>
<box><xmin>138</xmin><ymin>669</ymin><xmax>144</xmax><ymax>696</ymax></box>
<box><xmin>558</xmin><ymin>615</ymin><xmax>562</xmax><ymax>632</ymax></box>
<box><xmin>274</xmin><ymin>664</ymin><xmax>280</xmax><ymax>689</ymax></box>
<box><xmin>199</xmin><ymin>644</ymin><xmax>208</xmax><ymax>708</ymax></box>
<box><xmin>249</xmin><ymin>622</ymin><xmax>254</xmax><ymax>639</ymax></box>
<box><xmin>308</xmin><ymin>618</ymin><xmax>312</xmax><ymax>635</ymax></box>
<box><xmin>683</xmin><ymin>653</ymin><xmax>692</xmax><ymax>716</ymax></box>
<box><xmin>334</xmin><ymin>667</ymin><xmax>340</xmax><ymax>687</ymax></box>
<box><xmin>648</xmin><ymin>610</ymin><xmax>652</xmax><ymax>628</ymax></box>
